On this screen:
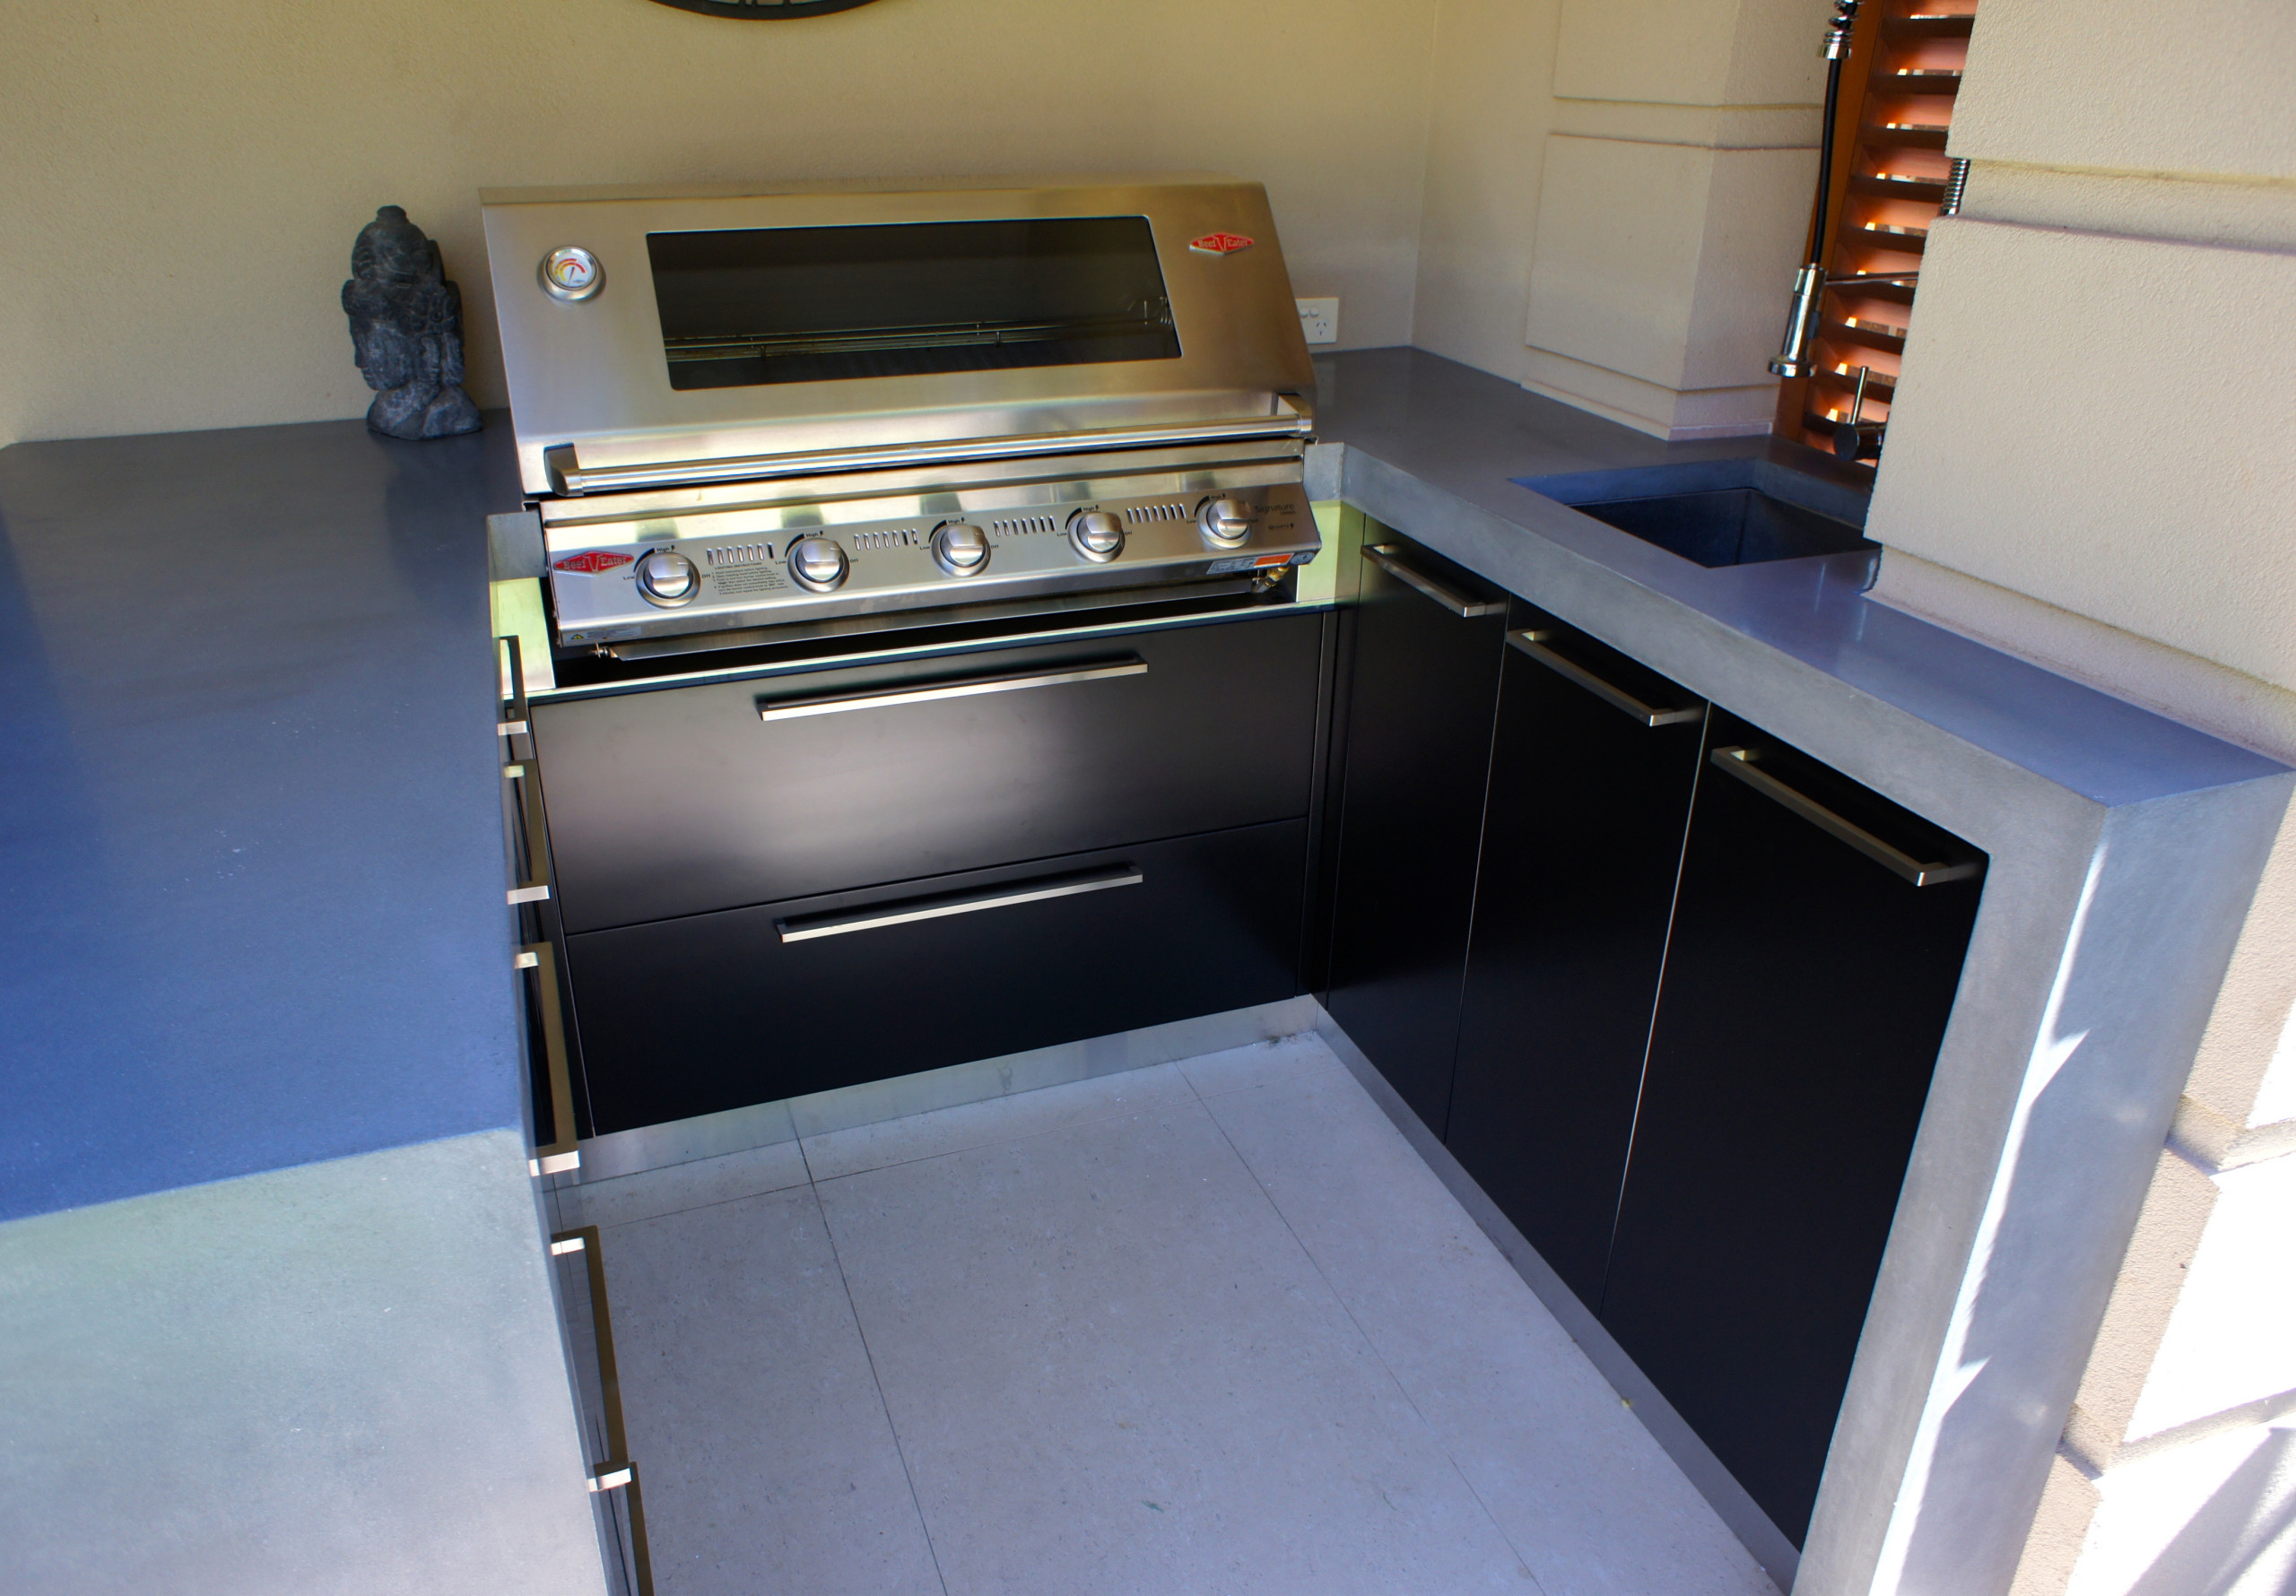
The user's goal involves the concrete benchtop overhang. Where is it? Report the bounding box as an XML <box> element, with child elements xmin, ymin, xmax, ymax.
<box><xmin>0</xmin><ymin>347</ymin><xmax>2283</xmax><ymax>1596</ymax></box>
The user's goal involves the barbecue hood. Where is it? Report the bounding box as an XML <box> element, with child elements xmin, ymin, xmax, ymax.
<box><xmin>481</xmin><ymin>175</ymin><xmax>1318</xmax><ymax>499</ymax></box>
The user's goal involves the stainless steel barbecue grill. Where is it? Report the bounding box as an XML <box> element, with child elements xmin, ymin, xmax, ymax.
<box><xmin>482</xmin><ymin>175</ymin><xmax>1321</xmax><ymax>654</ymax></box>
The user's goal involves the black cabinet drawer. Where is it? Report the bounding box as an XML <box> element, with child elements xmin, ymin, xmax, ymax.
<box><xmin>1446</xmin><ymin>607</ymin><xmax>1707</xmax><ymax>1306</ymax></box>
<box><xmin>1324</xmin><ymin>533</ymin><xmax>1509</xmax><ymax>1136</ymax></box>
<box><xmin>563</xmin><ymin>820</ymin><xmax>1309</xmax><ymax>1135</ymax></box>
<box><xmin>532</xmin><ymin>611</ymin><xmax>1323</xmax><ymax>933</ymax></box>
<box><xmin>1597</xmin><ymin>708</ymin><xmax>1985</xmax><ymax>1547</ymax></box>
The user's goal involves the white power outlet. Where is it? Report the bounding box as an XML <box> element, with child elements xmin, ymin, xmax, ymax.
<box><xmin>1296</xmin><ymin>297</ymin><xmax>1340</xmax><ymax>346</ymax></box>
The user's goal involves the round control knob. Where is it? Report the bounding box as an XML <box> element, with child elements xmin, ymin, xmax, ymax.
<box><xmin>1197</xmin><ymin>497</ymin><xmax>1252</xmax><ymax>547</ymax></box>
<box><xmin>787</xmin><ymin>534</ymin><xmax>850</xmax><ymax>593</ymax></box>
<box><xmin>634</xmin><ymin>549</ymin><xmax>699</xmax><ymax>607</ymax></box>
<box><xmin>1068</xmin><ymin>509</ymin><xmax>1126</xmax><ymax>564</ymax></box>
<box><xmin>538</xmin><ymin>246</ymin><xmax>604</xmax><ymax>303</ymax></box>
<box><xmin>932</xmin><ymin>521</ymin><xmax>991</xmax><ymax>577</ymax></box>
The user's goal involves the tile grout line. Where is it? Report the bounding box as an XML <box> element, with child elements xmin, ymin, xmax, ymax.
<box><xmin>797</xmin><ymin>1133</ymin><xmax>956</xmax><ymax>1596</ymax></box>
<box><xmin>1182</xmin><ymin>1056</ymin><xmax>1557</xmax><ymax>1596</ymax></box>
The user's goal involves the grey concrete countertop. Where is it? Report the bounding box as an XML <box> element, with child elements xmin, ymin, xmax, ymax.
<box><xmin>1309</xmin><ymin>348</ymin><xmax>2281</xmax><ymax>807</ymax></box>
<box><xmin>0</xmin><ymin>418</ymin><xmax>529</xmax><ymax>1222</ymax></box>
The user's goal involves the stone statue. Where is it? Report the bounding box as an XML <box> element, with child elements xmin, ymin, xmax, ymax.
<box><xmin>342</xmin><ymin>205</ymin><xmax>482</xmax><ymax>439</ymax></box>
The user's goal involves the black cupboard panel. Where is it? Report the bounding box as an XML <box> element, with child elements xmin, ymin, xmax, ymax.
<box><xmin>1597</xmin><ymin>708</ymin><xmax>1985</xmax><ymax>1547</ymax></box>
<box><xmin>532</xmin><ymin>611</ymin><xmax>1323</xmax><ymax>933</ymax></box>
<box><xmin>1446</xmin><ymin>609</ymin><xmax>1708</xmax><ymax>1306</ymax></box>
<box><xmin>564</xmin><ymin>820</ymin><xmax>1308</xmax><ymax>1135</ymax></box>
<box><xmin>1324</xmin><ymin>533</ymin><xmax>1509</xmax><ymax>1137</ymax></box>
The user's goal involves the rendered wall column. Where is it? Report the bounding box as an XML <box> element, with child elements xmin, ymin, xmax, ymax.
<box><xmin>1857</xmin><ymin>3</ymin><xmax>2296</xmax><ymax>1589</ymax></box>
<box><xmin>1517</xmin><ymin>0</ymin><xmax>1829</xmax><ymax>438</ymax></box>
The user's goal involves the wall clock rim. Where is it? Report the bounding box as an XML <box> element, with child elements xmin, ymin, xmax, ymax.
<box><xmin>648</xmin><ymin>0</ymin><xmax>888</xmax><ymax>18</ymax></box>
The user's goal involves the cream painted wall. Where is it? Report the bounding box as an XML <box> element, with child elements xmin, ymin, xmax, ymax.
<box><xmin>1409</xmin><ymin>0</ymin><xmax>1561</xmax><ymax>382</ymax></box>
<box><xmin>0</xmin><ymin>0</ymin><xmax>1439</xmax><ymax>448</ymax></box>
<box><xmin>1858</xmin><ymin>4</ymin><xmax>2296</xmax><ymax>1592</ymax></box>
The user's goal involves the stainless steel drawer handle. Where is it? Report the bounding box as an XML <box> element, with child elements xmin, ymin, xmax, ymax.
<box><xmin>1510</xmin><ymin>630</ymin><xmax>1702</xmax><ymax>727</ymax></box>
<box><xmin>519</xmin><ymin>942</ymin><xmax>581</xmax><ymax>1177</ymax></box>
<box><xmin>1362</xmin><ymin>545</ymin><xmax>1507</xmax><ymax>618</ymax></box>
<box><xmin>778</xmin><ymin>864</ymin><xmax>1144</xmax><ymax>943</ymax></box>
<box><xmin>498</xmin><ymin>632</ymin><xmax>530</xmax><ymax>737</ymax></box>
<box><xmin>758</xmin><ymin>656</ymin><xmax>1146</xmax><ymax>722</ymax></box>
<box><xmin>548</xmin><ymin>1223</ymin><xmax>657</xmax><ymax>1592</ymax></box>
<box><xmin>1711</xmin><ymin>747</ymin><xmax>1981</xmax><ymax>887</ymax></box>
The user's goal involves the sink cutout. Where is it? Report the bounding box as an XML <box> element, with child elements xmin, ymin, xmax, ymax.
<box><xmin>1569</xmin><ymin>488</ymin><xmax>1874</xmax><ymax>568</ymax></box>
<box><xmin>1514</xmin><ymin>459</ymin><xmax>1878</xmax><ymax>569</ymax></box>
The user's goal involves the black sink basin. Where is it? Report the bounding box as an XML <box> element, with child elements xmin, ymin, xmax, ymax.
<box><xmin>1514</xmin><ymin>456</ymin><xmax>1878</xmax><ymax>569</ymax></box>
<box><xmin>1570</xmin><ymin>487</ymin><xmax>1874</xmax><ymax>568</ymax></box>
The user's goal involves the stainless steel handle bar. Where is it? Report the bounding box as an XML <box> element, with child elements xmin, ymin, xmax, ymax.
<box><xmin>1510</xmin><ymin>631</ymin><xmax>1703</xmax><ymax>727</ymax></box>
<box><xmin>758</xmin><ymin>656</ymin><xmax>1145</xmax><ymax>722</ymax></box>
<box><xmin>517</xmin><ymin>943</ymin><xmax>581</xmax><ymax>1177</ymax></box>
<box><xmin>778</xmin><ymin>864</ymin><xmax>1144</xmax><ymax>943</ymax></box>
<box><xmin>1710</xmin><ymin>747</ymin><xmax>1981</xmax><ymax>887</ymax></box>
<box><xmin>547</xmin><ymin>415</ymin><xmax>1313</xmax><ymax>497</ymax></box>
<box><xmin>1361</xmin><ymin>545</ymin><xmax>1506</xmax><ymax>618</ymax></box>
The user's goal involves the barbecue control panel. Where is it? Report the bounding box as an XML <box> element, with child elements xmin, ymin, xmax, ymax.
<box><xmin>544</xmin><ymin>479</ymin><xmax>1317</xmax><ymax>646</ymax></box>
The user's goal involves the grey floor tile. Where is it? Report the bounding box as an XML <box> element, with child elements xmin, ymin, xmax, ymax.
<box><xmin>800</xmin><ymin>1061</ymin><xmax>1197</xmax><ymax>1183</ymax></box>
<box><xmin>599</xmin><ymin>1186</ymin><xmax>942</xmax><ymax>1596</ymax></box>
<box><xmin>816</xmin><ymin>1100</ymin><xmax>1537</xmax><ymax>1596</ymax></box>
<box><xmin>559</xmin><ymin>1139</ymin><xmax>812</xmax><ymax>1232</ymax></box>
<box><xmin>1203</xmin><ymin>1057</ymin><xmax>1779</xmax><ymax>1596</ymax></box>
<box><xmin>1173</xmin><ymin>1032</ymin><xmax>1348</xmax><ymax>1100</ymax></box>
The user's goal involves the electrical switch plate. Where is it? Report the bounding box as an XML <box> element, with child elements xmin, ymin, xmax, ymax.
<box><xmin>1296</xmin><ymin>298</ymin><xmax>1339</xmax><ymax>346</ymax></box>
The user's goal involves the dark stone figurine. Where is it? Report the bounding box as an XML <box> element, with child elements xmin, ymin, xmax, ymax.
<box><xmin>342</xmin><ymin>205</ymin><xmax>482</xmax><ymax>439</ymax></box>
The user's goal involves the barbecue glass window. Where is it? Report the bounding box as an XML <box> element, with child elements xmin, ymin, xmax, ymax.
<box><xmin>646</xmin><ymin>216</ymin><xmax>1182</xmax><ymax>390</ymax></box>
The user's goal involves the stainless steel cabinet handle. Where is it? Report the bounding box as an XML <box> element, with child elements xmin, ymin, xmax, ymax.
<box><xmin>759</xmin><ymin>656</ymin><xmax>1146</xmax><ymax>722</ymax></box>
<box><xmin>1711</xmin><ymin>747</ymin><xmax>1981</xmax><ymax>887</ymax></box>
<box><xmin>1362</xmin><ymin>545</ymin><xmax>1507</xmax><ymax>618</ymax></box>
<box><xmin>505</xmin><ymin>755</ymin><xmax>553</xmax><ymax>904</ymax></box>
<box><xmin>1510</xmin><ymin>630</ymin><xmax>1702</xmax><ymax>727</ymax></box>
<box><xmin>499</xmin><ymin>633</ymin><xmax>530</xmax><ymax>736</ymax></box>
<box><xmin>778</xmin><ymin>864</ymin><xmax>1144</xmax><ymax>943</ymax></box>
<box><xmin>519</xmin><ymin>942</ymin><xmax>581</xmax><ymax>1176</ymax></box>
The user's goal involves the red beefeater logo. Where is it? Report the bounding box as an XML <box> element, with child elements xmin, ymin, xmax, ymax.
<box><xmin>1188</xmin><ymin>231</ymin><xmax>1255</xmax><ymax>256</ymax></box>
<box><xmin>553</xmin><ymin>551</ymin><xmax>634</xmax><ymax>574</ymax></box>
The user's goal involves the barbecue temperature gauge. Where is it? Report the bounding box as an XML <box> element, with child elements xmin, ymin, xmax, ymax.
<box><xmin>538</xmin><ymin>247</ymin><xmax>604</xmax><ymax>303</ymax></box>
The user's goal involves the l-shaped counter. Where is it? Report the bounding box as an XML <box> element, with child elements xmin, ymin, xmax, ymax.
<box><xmin>3</xmin><ymin>348</ymin><xmax>2284</xmax><ymax>1596</ymax></box>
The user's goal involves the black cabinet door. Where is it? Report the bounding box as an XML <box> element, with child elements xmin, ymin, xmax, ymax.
<box><xmin>1598</xmin><ymin>708</ymin><xmax>1985</xmax><ymax>1547</ymax></box>
<box><xmin>1324</xmin><ymin>533</ymin><xmax>1509</xmax><ymax>1136</ymax></box>
<box><xmin>532</xmin><ymin>611</ymin><xmax>1322</xmax><ymax>933</ymax></box>
<box><xmin>565</xmin><ymin>820</ymin><xmax>1308</xmax><ymax>1134</ymax></box>
<box><xmin>1446</xmin><ymin>609</ymin><xmax>1707</xmax><ymax>1306</ymax></box>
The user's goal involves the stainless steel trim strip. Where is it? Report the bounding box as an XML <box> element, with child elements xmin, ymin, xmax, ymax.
<box><xmin>777</xmin><ymin>864</ymin><xmax>1144</xmax><ymax>943</ymax></box>
<box><xmin>1710</xmin><ymin>747</ymin><xmax>1981</xmax><ymax>887</ymax></box>
<box><xmin>548</xmin><ymin>416</ymin><xmax>1314</xmax><ymax>497</ymax></box>
<box><xmin>1510</xmin><ymin>630</ymin><xmax>1703</xmax><ymax>727</ymax></box>
<box><xmin>1362</xmin><ymin>544</ymin><xmax>1506</xmax><ymax>618</ymax></box>
<box><xmin>756</xmin><ymin>656</ymin><xmax>1145</xmax><ymax>722</ymax></box>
